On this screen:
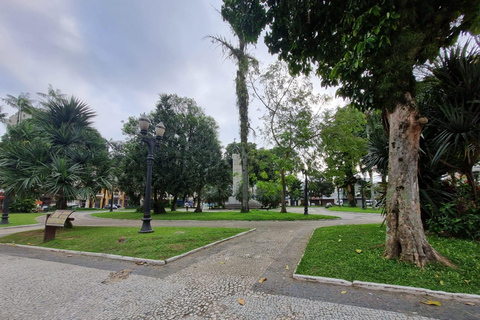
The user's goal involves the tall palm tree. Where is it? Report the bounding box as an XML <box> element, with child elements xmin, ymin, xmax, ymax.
<box><xmin>1</xmin><ymin>93</ymin><xmax>34</xmax><ymax>124</ymax></box>
<box><xmin>207</xmin><ymin>0</ymin><xmax>266</xmax><ymax>212</ymax></box>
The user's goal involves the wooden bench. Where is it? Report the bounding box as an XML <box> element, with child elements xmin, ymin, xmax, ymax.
<box><xmin>43</xmin><ymin>210</ymin><xmax>75</xmax><ymax>242</ymax></box>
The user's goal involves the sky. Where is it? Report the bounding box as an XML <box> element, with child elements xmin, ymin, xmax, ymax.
<box><xmin>0</xmin><ymin>0</ymin><xmax>345</xmax><ymax>148</ymax></box>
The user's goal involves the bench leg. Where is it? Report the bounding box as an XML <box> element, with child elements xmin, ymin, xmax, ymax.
<box><xmin>44</xmin><ymin>226</ymin><xmax>57</xmax><ymax>242</ymax></box>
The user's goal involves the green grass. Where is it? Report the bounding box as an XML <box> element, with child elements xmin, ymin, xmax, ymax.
<box><xmin>92</xmin><ymin>209</ymin><xmax>338</xmax><ymax>221</ymax></box>
<box><xmin>0</xmin><ymin>226</ymin><xmax>249</xmax><ymax>260</ymax></box>
<box><xmin>0</xmin><ymin>213</ymin><xmax>45</xmax><ymax>227</ymax></box>
<box><xmin>326</xmin><ymin>206</ymin><xmax>382</xmax><ymax>214</ymax></box>
<box><xmin>297</xmin><ymin>224</ymin><xmax>480</xmax><ymax>294</ymax></box>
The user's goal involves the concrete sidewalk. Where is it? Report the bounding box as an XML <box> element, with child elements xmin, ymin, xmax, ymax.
<box><xmin>0</xmin><ymin>208</ymin><xmax>478</xmax><ymax>319</ymax></box>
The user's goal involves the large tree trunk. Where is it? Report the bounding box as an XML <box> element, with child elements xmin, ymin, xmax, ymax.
<box><xmin>280</xmin><ymin>169</ymin><xmax>287</xmax><ymax>213</ymax></box>
<box><xmin>384</xmin><ymin>95</ymin><xmax>454</xmax><ymax>268</ymax></box>
<box><xmin>195</xmin><ymin>188</ymin><xmax>203</xmax><ymax>213</ymax></box>
<box><xmin>171</xmin><ymin>194</ymin><xmax>178</xmax><ymax>211</ymax></box>
<box><xmin>237</xmin><ymin>44</ymin><xmax>250</xmax><ymax>213</ymax></box>
<box><xmin>346</xmin><ymin>182</ymin><xmax>356</xmax><ymax>207</ymax></box>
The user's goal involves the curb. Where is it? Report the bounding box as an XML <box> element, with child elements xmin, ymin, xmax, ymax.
<box><xmin>166</xmin><ymin>228</ymin><xmax>256</xmax><ymax>263</ymax></box>
<box><xmin>292</xmin><ymin>274</ymin><xmax>480</xmax><ymax>303</ymax></box>
<box><xmin>0</xmin><ymin>243</ymin><xmax>166</xmax><ymax>265</ymax></box>
<box><xmin>0</xmin><ymin>228</ymin><xmax>256</xmax><ymax>266</ymax></box>
<box><xmin>0</xmin><ymin>223</ymin><xmax>41</xmax><ymax>229</ymax></box>
<box><xmin>292</xmin><ymin>229</ymin><xmax>480</xmax><ymax>303</ymax></box>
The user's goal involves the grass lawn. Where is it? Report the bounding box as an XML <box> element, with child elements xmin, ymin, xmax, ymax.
<box><xmin>326</xmin><ymin>206</ymin><xmax>382</xmax><ymax>214</ymax></box>
<box><xmin>93</xmin><ymin>209</ymin><xmax>338</xmax><ymax>221</ymax></box>
<box><xmin>0</xmin><ymin>226</ymin><xmax>250</xmax><ymax>260</ymax></box>
<box><xmin>296</xmin><ymin>224</ymin><xmax>480</xmax><ymax>294</ymax></box>
<box><xmin>0</xmin><ymin>213</ymin><xmax>45</xmax><ymax>228</ymax></box>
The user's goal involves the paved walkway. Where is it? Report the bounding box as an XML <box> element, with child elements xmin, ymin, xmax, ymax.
<box><xmin>0</xmin><ymin>208</ymin><xmax>478</xmax><ymax>319</ymax></box>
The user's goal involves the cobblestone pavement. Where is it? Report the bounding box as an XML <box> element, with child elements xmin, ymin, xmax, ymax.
<box><xmin>0</xmin><ymin>208</ymin><xmax>478</xmax><ymax>320</ymax></box>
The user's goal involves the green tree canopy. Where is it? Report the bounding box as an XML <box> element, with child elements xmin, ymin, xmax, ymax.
<box><xmin>263</xmin><ymin>0</ymin><xmax>479</xmax><ymax>267</ymax></box>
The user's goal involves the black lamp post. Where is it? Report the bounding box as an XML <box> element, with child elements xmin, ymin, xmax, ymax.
<box><xmin>302</xmin><ymin>167</ymin><xmax>308</xmax><ymax>215</ymax></box>
<box><xmin>110</xmin><ymin>188</ymin><xmax>114</xmax><ymax>212</ymax></box>
<box><xmin>0</xmin><ymin>191</ymin><xmax>9</xmax><ymax>225</ymax></box>
<box><xmin>138</xmin><ymin>114</ymin><xmax>165</xmax><ymax>233</ymax></box>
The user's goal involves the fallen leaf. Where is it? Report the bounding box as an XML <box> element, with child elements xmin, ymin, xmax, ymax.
<box><xmin>421</xmin><ymin>300</ymin><xmax>441</xmax><ymax>306</ymax></box>
<box><xmin>27</xmin><ymin>243</ymin><xmax>31</xmax><ymax>245</ymax></box>
<box><xmin>465</xmin><ymin>280</ymin><xmax>470</xmax><ymax>284</ymax></box>
<box><xmin>286</xmin><ymin>265</ymin><xmax>289</xmax><ymax>270</ymax></box>
<box><xmin>341</xmin><ymin>291</ymin><xmax>347</xmax><ymax>294</ymax></box>
<box><xmin>356</xmin><ymin>249</ymin><xmax>362</xmax><ymax>254</ymax></box>
<box><xmin>440</xmin><ymin>280</ymin><xmax>444</xmax><ymax>285</ymax></box>
<box><xmin>338</xmin><ymin>239</ymin><xmax>342</xmax><ymax>242</ymax></box>
<box><xmin>434</xmin><ymin>274</ymin><xmax>439</xmax><ymax>278</ymax></box>
<box><xmin>11</xmin><ymin>243</ymin><xmax>15</xmax><ymax>246</ymax></box>
<box><xmin>67</xmin><ymin>255</ymin><xmax>73</xmax><ymax>257</ymax></box>
<box><xmin>259</xmin><ymin>277</ymin><xmax>267</xmax><ymax>283</ymax></box>
<box><xmin>238</xmin><ymin>298</ymin><xmax>245</xmax><ymax>306</ymax></box>
<box><xmin>219</xmin><ymin>261</ymin><xmax>225</xmax><ymax>264</ymax></box>
<box><xmin>136</xmin><ymin>261</ymin><xmax>144</xmax><ymax>265</ymax></box>
<box><xmin>465</xmin><ymin>302</ymin><xmax>475</xmax><ymax>306</ymax></box>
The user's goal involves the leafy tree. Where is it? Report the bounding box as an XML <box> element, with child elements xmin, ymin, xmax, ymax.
<box><xmin>255</xmin><ymin>180</ymin><xmax>282</xmax><ymax>209</ymax></box>
<box><xmin>264</xmin><ymin>0</ymin><xmax>479</xmax><ymax>267</ymax></box>
<box><xmin>121</xmin><ymin>94</ymin><xmax>225</xmax><ymax>213</ymax></box>
<box><xmin>286</xmin><ymin>175</ymin><xmax>302</xmax><ymax>205</ymax></box>
<box><xmin>251</xmin><ymin>61</ymin><xmax>325</xmax><ymax>212</ymax></box>
<box><xmin>308</xmin><ymin>173</ymin><xmax>335</xmax><ymax>201</ymax></box>
<box><xmin>208</xmin><ymin>0</ymin><xmax>267</xmax><ymax>212</ymax></box>
<box><xmin>319</xmin><ymin>106</ymin><xmax>367</xmax><ymax>206</ymax></box>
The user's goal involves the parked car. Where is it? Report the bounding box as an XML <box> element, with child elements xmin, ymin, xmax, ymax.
<box><xmin>104</xmin><ymin>204</ymin><xmax>119</xmax><ymax>209</ymax></box>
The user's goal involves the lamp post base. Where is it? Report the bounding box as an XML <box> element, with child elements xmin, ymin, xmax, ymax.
<box><xmin>0</xmin><ymin>215</ymin><xmax>9</xmax><ymax>225</ymax></box>
<box><xmin>139</xmin><ymin>218</ymin><xmax>154</xmax><ymax>233</ymax></box>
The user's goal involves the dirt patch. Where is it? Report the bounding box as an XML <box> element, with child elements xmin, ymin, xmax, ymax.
<box><xmin>168</xmin><ymin>244</ymin><xmax>185</xmax><ymax>250</ymax></box>
<box><xmin>101</xmin><ymin>269</ymin><xmax>133</xmax><ymax>284</ymax></box>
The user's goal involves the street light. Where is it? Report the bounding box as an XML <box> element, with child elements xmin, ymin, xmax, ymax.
<box><xmin>0</xmin><ymin>192</ymin><xmax>9</xmax><ymax>225</ymax></box>
<box><xmin>138</xmin><ymin>114</ymin><xmax>165</xmax><ymax>233</ymax></box>
<box><xmin>302</xmin><ymin>165</ymin><xmax>308</xmax><ymax>215</ymax></box>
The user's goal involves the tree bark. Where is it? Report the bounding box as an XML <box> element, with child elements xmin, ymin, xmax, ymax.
<box><xmin>237</xmin><ymin>43</ymin><xmax>250</xmax><ymax>213</ymax></box>
<box><xmin>346</xmin><ymin>182</ymin><xmax>355</xmax><ymax>207</ymax></box>
<box><xmin>171</xmin><ymin>194</ymin><xmax>178</xmax><ymax>211</ymax></box>
<box><xmin>384</xmin><ymin>94</ymin><xmax>454</xmax><ymax>268</ymax></box>
<box><xmin>280</xmin><ymin>169</ymin><xmax>287</xmax><ymax>213</ymax></box>
<box><xmin>195</xmin><ymin>188</ymin><xmax>203</xmax><ymax>213</ymax></box>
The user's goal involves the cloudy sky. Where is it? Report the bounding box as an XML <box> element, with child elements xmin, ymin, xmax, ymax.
<box><xmin>0</xmin><ymin>0</ymin><xmax>344</xmax><ymax>148</ymax></box>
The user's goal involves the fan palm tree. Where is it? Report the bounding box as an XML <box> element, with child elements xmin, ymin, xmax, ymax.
<box><xmin>0</xmin><ymin>96</ymin><xmax>112</xmax><ymax>209</ymax></box>
<box><xmin>423</xmin><ymin>44</ymin><xmax>480</xmax><ymax>200</ymax></box>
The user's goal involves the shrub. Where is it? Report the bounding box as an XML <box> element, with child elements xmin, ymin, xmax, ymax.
<box><xmin>9</xmin><ymin>197</ymin><xmax>36</xmax><ymax>213</ymax></box>
<box><xmin>255</xmin><ymin>181</ymin><xmax>282</xmax><ymax>209</ymax></box>
<box><xmin>427</xmin><ymin>203</ymin><xmax>480</xmax><ymax>240</ymax></box>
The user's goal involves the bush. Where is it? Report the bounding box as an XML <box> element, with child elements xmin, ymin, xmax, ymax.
<box><xmin>255</xmin><ymin>181</ymin><xmax>282</xmax><ymax>209</ymax></box>
<box><xmin>9</xmin><ymin>197</ymin><xmax>36</xmax><ymax>213</ymax></box>
<box><xmin>427</xmin><ymin>203</ymin><xmax>480</xmax><ymax>240</ymax></box>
